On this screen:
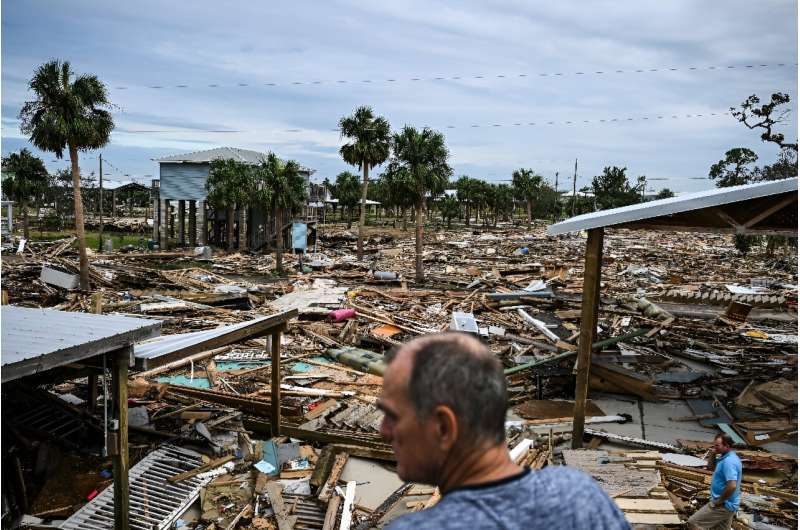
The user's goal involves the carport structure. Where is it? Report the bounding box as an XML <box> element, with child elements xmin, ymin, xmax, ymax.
<box><xmin>1</xmin><ymin>307</ymin><xmax>161</xmax><ymax>529</ymax></box>
<box><xmin>546</xmin><ymin>177</ymin><xmax>798</xmax><ymax>448</ymax></box>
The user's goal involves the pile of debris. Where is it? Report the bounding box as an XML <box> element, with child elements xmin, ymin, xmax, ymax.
<box><xmin>2</xmin><ymin>221</ymin><xmax>797</xmax><ymax>528</ymax></box>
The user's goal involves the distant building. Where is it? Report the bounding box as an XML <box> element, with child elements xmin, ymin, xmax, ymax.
<box><xmin>152</xmin><ymin>147</ymin><xmax>315</xmax><ymax>250</ymax></box>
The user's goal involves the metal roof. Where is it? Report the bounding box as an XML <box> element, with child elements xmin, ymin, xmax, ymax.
<box><xmin>547</xmin><ymin>178</ymin><xmax>797</xmax><ymax>236</ymax></box>
<box><xmin>133</xmin><ymin>309</ymin><xmax>297</xmax><ymax>370</ymax></box>
<box><xmin>154</xmin><ymin>147</ymin><xmax>315</xmax><ymax>173</ymax></box>
<box><xmin>1</xmin><ymin>306</ymin><xmax>161</xmax><ymax>383</ymax></box>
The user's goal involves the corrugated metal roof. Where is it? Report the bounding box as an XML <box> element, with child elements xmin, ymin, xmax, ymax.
<box><xmin>154</xmin><ymin>147</ymin><xmax>315</xmax><ymax>173</ymax></box>
<box><xmin>133</xmin><ymin>309</ymin><xmax>297</xmax><ymax>369</ymax></box>
<box><xmin>547</xmin><ymin>178</ymin><xmax>797</xmax><ymax>236</ymax></box>
<box><xmin>1</xmin><ymin>306</ymin><xmax>161</xmax><ymax>383</ymax></box>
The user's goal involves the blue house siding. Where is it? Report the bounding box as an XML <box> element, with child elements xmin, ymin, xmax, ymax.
<box><xmin>159</xmin><ymin>163</ymin><xmax>210</xmax><ymax>200</ymax></box>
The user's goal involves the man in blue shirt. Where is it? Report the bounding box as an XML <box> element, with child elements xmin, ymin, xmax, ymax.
<box><xmin>378</xmin><ymin>332</ymin><xmax>630</xmax><ymax>529</ymax></box>
<box><xmin>688</xmin><ymin>433</ymin><xmax>742</xmax><ymax>529</ymax></box>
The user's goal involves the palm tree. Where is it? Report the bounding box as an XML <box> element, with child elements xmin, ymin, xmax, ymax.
<box><xmin>334</xmin><ymin>171</ymin><xmax>361</xmax><ymax>229</ymax></box>
<box><xmin>494</xmin><ymin>183</ymin><xmax>515</xmax><ymax>223</ymax></box>
<box><xmin>512</xmin><ymin>168</ymin><xmax>543</xmax><ymax>227</ymax></box>
<box><xmin>438</xmin><ymin>194</ymin><xmax>460</xmax><ymax>229</ymax></box>
<box><xmin>206</xmin><ymin>158</ymin><xmax>253</xmax><ymax>251</ymax></box>
<box><xmin>19</xmin><ymin>60</ymin><xmax>114</xmax><ymax>290</ymax></box>
<box><xmin>255</xmin><ymin>153</ymin><xmax>307</xmax><ymax>274</ymax></box>
<box><xmin>1</xmin><ymin>149</ymin><xmax>50</xmax><ymax>239</ymax></box>
<box><xmin>382</xmin><ymin>163</ymin><xmax>415</xmax><ymax>231</ymax></box>
<box><xmin>391</xmin><ymin>126</ymin><xmax>452</xmax><ymax>282</ymax></box>
<box><xmin>338</xmin><ymin>106</ymin><xmax>391</xmax><ymax>261</ymax></box>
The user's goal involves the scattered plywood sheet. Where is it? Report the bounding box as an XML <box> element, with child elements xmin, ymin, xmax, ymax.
<box><xmin>624</xmin><ymin>512</ymin><xmax>682</xmax><ymax>525</ymax></box>
<box><xmin>615</xmin><ymin>498</ymin><xmax>675</xmax><ymax>511</ymax></box>
<box><xmin>562</xmin><ymin>450</ymin><xmax>661</xmax><ymax>497</ymax></box>
<box><xmin>514</xmin><ymin>399</ymin><xmax>604</xmax><ymax>420</ymax></box>
<box><xmin>269</xmin><ymin>280</ymin><xmax>347</xmax><ymax>312</ymax></box>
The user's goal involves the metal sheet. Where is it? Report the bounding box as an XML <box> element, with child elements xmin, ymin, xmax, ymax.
<box><xmin>547</xmin><ymin>178</ymin><xmax>797</xmax><ymax>235</ymax></box>
<box><xmin>133</xmin><ymin>310</ymin><xmax>296</xmax><ymax>370</ymax></box>
<box><xmin>61</xmin><ymin>445</ymin><xmax>211</xmax><ymax>530</ymax></box>
<box><xmin>1</xmin><ymin>306</ymin><xmax>160</xmax><ymax>383</ymax></box>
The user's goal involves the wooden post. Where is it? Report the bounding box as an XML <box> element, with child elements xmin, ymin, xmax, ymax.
<box><xmin>189</xmin><ymin>200</ymin><xmax>197</xmax><ymax>247</ymax></box>
<box><xmin>153</xmin><ymin>197</ymin><xmax>160</xmax><ymax>243</ymax></box>
<box><xmin>571</xmin><ymin>227</ymin><xmax>604</xmax><ymax>449</ymax></box>
<box><xmin>161</xmin><ymin>199</ymin><xmax>170</xmax><ymax>247</ymax></box>
<box><xmin>111</xmin><ymin>348</ymin><xmax>130</xmax><ymax>530</ymax></box>
<box><xmin>270</xmin><ymin>328</ymin><xmax>283</xmax><ymax>435</ymax></box>
<box><xmin>200</xmin><ymin>201</ymin><xmax>208</xmax><ymax>246</ymax></box>
<box><xmin>178</xmin><ymin>200</ymin><xmax>186</xmax><ymax>246</ymax></box>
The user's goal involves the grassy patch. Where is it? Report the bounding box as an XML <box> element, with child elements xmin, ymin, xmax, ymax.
<box><xmin>30</xmin><ymin>230</ymin><xmax>146</xmax><ymax>250</ymax></box>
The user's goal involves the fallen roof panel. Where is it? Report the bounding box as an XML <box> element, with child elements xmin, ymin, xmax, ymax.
<box><xmin>547</xmin><ymin>178</ymin><xmax>797</xmax><ymax>235</ymax></box>
<box><xmin>133</xmin><ymin>308</ymin><xmax>297</xmax><ymax>370</ymax></box>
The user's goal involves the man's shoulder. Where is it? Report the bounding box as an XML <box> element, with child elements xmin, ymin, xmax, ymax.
<box><xmin>724</xmin><ymin>451</ymin><xmax>743</xmax><ymax>467</ymax></box>
<box><xmin>386</xmin><ymin>467</ymin><xmax>630</xmax><ymax>530</ymax></box>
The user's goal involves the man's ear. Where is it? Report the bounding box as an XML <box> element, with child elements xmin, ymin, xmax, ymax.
<box><xmin>432</xmin><ymin>405</ymin><xmax>459</xmax><ymax>451</ymax></box>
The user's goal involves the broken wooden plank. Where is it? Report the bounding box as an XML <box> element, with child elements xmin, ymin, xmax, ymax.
<box><xmin>167</xmin><ymin>454</ymin><xmax>235</xmax><ymax>483</ymax></box>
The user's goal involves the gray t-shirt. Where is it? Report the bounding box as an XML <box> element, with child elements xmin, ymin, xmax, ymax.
<box><xmin>387</xmin><ymin>466</ymin><xmax>631</xmax><ymax>530</ymax></box>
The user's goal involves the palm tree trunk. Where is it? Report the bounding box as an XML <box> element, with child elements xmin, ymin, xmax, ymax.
<box><xmin>275</xmin><ymin>206</ymin><xmax>284</xmax><ymax>274</ymax></box>
<box><xmin>21</xmin><ymin>200</ymin><xmax>30</xmax><ymax>240</ymax></box>
<box><xmin>526</xmin><ymin>199</ymin><xmax>532</xmax><ymax>227</ymax></box>
<box><xmin>347</xmin><ymin>207</ymin><xmax>353</xmax><ymax>229</ymax></box>
<box><xmin>226</xmin><ymin>207</ymin><xmax>235</xmax><ymax>250</ymax></box>
<box><xmin>415</xmin><ymin>202</ymin><xmax>424</xmax><ymax>283</ymax></box>
<box><xmin>465</xmin><ymin>205</ymin><xmax>470</xmax><ymax>226</ymax></box>
<box><xmin>357</xmin><ymin>164</ymin><xmax>369</xmax><ymax>260</ymax></box>
<box><xmin>69</xmin><ymin>143</ymin><xmax>90</xmax><ymax>291</ymax></box>
<box><xmin>402</xmin><ymin>208</ymin><xmax>408</xmax><ymax>231</ymax></box>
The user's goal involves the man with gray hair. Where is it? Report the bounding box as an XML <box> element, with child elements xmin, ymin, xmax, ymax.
<box><xmin>378</xmin><ymin>332</ymin><xmax>630</xmax><ymax>529</ymax></box>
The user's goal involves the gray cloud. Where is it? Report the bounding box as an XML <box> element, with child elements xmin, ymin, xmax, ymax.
<box><xmin>2</xmin><ymin>0</ymin><xmax>797</xmax><ymax>191</ymax></box>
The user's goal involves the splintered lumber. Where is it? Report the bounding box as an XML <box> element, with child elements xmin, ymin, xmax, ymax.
<box><xmin>166</xmin><ymin>385</ymin><xmax>301</xmax><ymax>417</ymax></box>
<box><xmin>322</xmin><ymin>494</ymin><xmax>343</xmax><ymax>530</ymax></box>
<box><xmin>509</xmin><ymin>438</ymin><xmax>533</xmax><ymax>463</ymax></box>
<box><xmin>135</xmin><ymin>346</ymin><xmax>231</xmax><ymax>378</ymax></box>
<box><xmin>517</xmin><ymin>309</ymin><xmax>560</xmax><ymax>342</ymax></box>
<box><xmin>167</xmin><ymin>454</ymin><xmax>235</xmax><ymax>483</ymax></box>
<box><xmin>266</xmin><ymin>482</ymin><xmax>297</xmax><ymax>530</ymax></box>
<box><xmin>318</xmin><ymin>452</ymin><xmax>349</xmax><ymax>502</ymax></box>
<box><xmin>339</xmin><ymin>481</ymin><xmax>357</xmax><ymax>530</ymax></box>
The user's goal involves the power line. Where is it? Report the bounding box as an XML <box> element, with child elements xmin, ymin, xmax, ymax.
<box><xmin>105</xmin><ymin>62</ymin><xmax>797</xmax><ymax>91</ymax></box>
<box><xmin>105</xmin><ymin>109</ymin><xmax>733</xmax><ymax>134</ymax></box>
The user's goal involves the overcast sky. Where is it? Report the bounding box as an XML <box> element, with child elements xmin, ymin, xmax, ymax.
<box><xmin>2</xmin><ymin>1</ymin><xmax>797</xmax><ymax>192</ymax></box>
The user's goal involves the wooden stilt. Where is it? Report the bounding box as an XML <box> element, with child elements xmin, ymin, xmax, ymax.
<box><xmin>571</xmin><ymin>227</ymin><xmax>604</xmax><ymax>449</ymax></box>
<box><xmin>189</xmin><ymin>200</ymin><xmax>197</xmax><ymax>247</ymax></box>
<box><xmin>111</xmin><ymin>348</ymin><xmax>130</xmax><ymax>530</ymax></box>
<box><xmin>270</xmin><ymin>328</ymin><xmax>283</xmax><ymax>436</ymax></box>
<box><xmin>178</xmin><ymin>200</ymin><xmax>186</xmax><ymax>246</ymax></box>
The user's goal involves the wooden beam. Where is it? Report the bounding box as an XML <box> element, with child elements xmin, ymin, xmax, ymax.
<box><xmin>112</xmin><ymin>348</ymin><xmax>131</xmax><ymax>530</ymax></box>
<box><xmin>167</xmin><ymin>454</ymin><xmax>235</xmax><ymax>483</ymax></box>
<box><xmin>189</xmin><ymin>200</ymin><xmax>197</xmax><ymax>247</ymax></box>
<box><xmin>572</xmin><ymin>227</ymin><xmax>604</xmax><ymax>449</ymax></box>
<box><xmin>614</xmin><ymin>222</ymin><xmax>797</xmax><ymax>236</ymax></box>
<box><xmin>271</xmin><ymin>329</ymin><xmax>282</xmax><ymax>436</ymax></box>
<box><xmin>713</xmin><ymin>207</ymin><xmax>744</xmax><ymax>231</ymax></box>
<box><xmin>178</xmin><ymin>200</ymin><xmax>186</xmax><ymax>246</ymax></box>
<box><xmin>743</xmin><ymin>193</ymin><xmax>797</xmax><ymax>228</ymax></box>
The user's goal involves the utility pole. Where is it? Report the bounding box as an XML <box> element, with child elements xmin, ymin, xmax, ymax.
<box><xmin>571</xmin><ymin>158</ymin><xmax>578</xmax><ymax>217</ymax></box>
<box><xmin>98</xmin><ymin>154</ymin><xmax>104</xmax><ymax>252</ymax></box>
<box><xmin>553</xmin><ymin>171</ymin><xmax>559</xmax><ymax>221</ymax></box>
